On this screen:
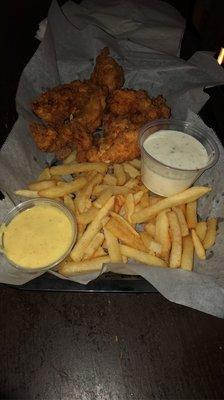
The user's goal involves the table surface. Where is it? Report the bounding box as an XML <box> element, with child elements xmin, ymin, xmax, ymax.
<box><xmin>1</xmin><ymin>1</ymin><xmax>224</xmax><ymax>399</ymax></box>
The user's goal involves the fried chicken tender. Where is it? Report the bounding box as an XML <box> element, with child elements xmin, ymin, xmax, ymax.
<box><xmin>106</xmin><ymin>89</ymin><xmax>170</xmax><ymax>125</ymax></box>
<box><xmin>31</xmin><ymin>80</ymin><xmax>106</xmax><ymax>159</ymax></box>
<box><xmin>86</xmin><ymin>117</ymin><xmax>140</xmax><ymax>163</ymax></box>
<box><xmin>91</xmin><ymin>47</ymin><xmax>124</xmax><ymax>94</ymax></box>
<box><xmin>84</xmin><ymin>89</ymin><xmax>170</xmax><ymax>163</ymax></box>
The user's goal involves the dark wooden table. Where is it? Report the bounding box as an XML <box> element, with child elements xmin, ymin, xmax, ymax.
<box><xmin>1</xmin><ymin>1</ymin><xmax>224</xmax><ymax>399</ymax></box>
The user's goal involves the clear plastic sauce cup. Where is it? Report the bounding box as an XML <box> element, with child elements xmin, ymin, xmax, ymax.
<box><xmin>139</xmin><ymin>119</ymin><xmax>219</xmax><ymax>197</ymax></box>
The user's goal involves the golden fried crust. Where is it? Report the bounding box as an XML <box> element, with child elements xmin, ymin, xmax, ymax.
<box><xmin>91</xmin><ymin>47</ymin><xmax>124</xmax><ymax>93</ymax></box>
<box><xmin>86</xmin><ymin>117</ymin><xmax>140</xmax><ymax>163</ymax></box>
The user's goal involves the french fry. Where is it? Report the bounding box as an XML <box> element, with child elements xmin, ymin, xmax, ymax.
<box><xmin>109</xmin><ymin>211</ymin><xmax>139</xmax><ymax>237</ymax></box>
<box><xmin>59</xmin><ymin>256</ymin><xmax>111</xmax><ymax>276</ymax></box>
<box><xmin>14</xmin><ymin>190</ymin><xmax>39</xmax><ymax>198</ymax></box>
<box><xmin>93</xmin><ymin>246</ymin><xmax>107</xmax><ymax>257</ymax></box>
<box><xmin>139</xmin><ymin>192</ymin><xmax>150</xmax><ymax>208</ymax></box>
<box><xmin>179</xmin><ymin>203</ymin><xmax>186</xmax><ymax>216</ymax></box>
<box><xmin>106</xmin><ymin>218</ymin><xmax>146</xmax><ymax>251</ymax></box>
<box><xmin>144</xmin><ymin>222</ymin><xmax>156</xmax><ymax>238</ymax></box>
<box><xmin>50</xmin><ymin>162</ymin><xmax>107</xmax><ymax>176</ymax></box>
<box><xmin>114</xmin><ymin>195</ymin><xmax>125</xmax><ymax>213</ymax></box>
<box><xmin>113</xmin><ymin>164</ymin><xmax>126</xmax><ymax>185</ymax></box>
<box><xmin>140</xmin><ymin>232</ymin><xmax>162</xmax><ymax>255</ymax></box>
<box><xmin>120</xmin><ymin>245</ymin><xmax>167</xmax><ymax>268</ymax></box>
<box><xmin>124</xmin><ymin>178</ymin><xmax>138</xmax><ymax>189</ymax></box>
<box><xmin>38</xmin><ymin>177</ymin><xmax>87</xmax><ymax>198</ymax></box>
<box><xmin>124</xmin><ymin>193</ymin><xmax>135</xmax><ymax>223</ymax></box>
<box><xmin>129</xmin><ymin>159</ymin><xmax>141</xmax><ymax>170</ymax></box>
<box><xmin>92</xmin><ymin>184</ymin><xmax>130</xmax><ymax>196</ymax></box>
<box><xmin>77</xmin><ymin>223</ymin><xmax>86</xmax><ymax>241</ymax></box>
<box><xmin>191</xmin><ymin>229</ymin><xmax>206</xmax><ymax>260</ymax></box>
<box><xmin>167</xmin><ymin>211</ymin><xmax>182</xmax><ymax>268</ymax></box>
<box><xmin>104</xmin><ymin>228</ymin><xmax>122</xmax><ymax>262</ymax></box>
<box><xmin>83</xmin><ymin>232</ymin><xmax>105</xmax><ymax>260</ymax></box>
<box><xmin>63</xmin><ymin>150</ymin><xmax>77</xmax><ymax>164</ymax></box>
<box><xmin>123</xmin><ymin>163</ymin><xmax>140</xmax><ymax>179</ymax></box>
<box><xmin>195</xmin><ymin>221</ymin><xmax>207</xmax><ymax>242</ymax></box>
<box><xmin>76</xmin><ymin>208</ymin><xmax>98</xmax><ymax>225</ymax></box>
<box><xmin>103</xmin><ymin>174</ymin><xmax>117</xmax><ymax>186</ymax></box>
<box><xmin>203</xmin><ymin>218</ymin><xmax>217</xmax><ymax>249</ymax></box>
<box><xmin>172</xmin><ymin>206</ymin><xmax>189</xmax><ymax>237</ymax></box>
<box><xmin>149</xmin><ymin>196</ymin><xmax>163</xmax><ymax>206</ymax></box>
<box><xmin>28</xmin><ymin>180</ymin><xmax>56</xmax><ymax>191</ymax></box>
<box><xmin>132</xmin><ymin>187</ymin><xmax>211</xmax><ymax>223</ymax></box>
<box><xmin>181</xmin><ymin>235</ymin><xmax>194</xmax><ymax>271</ymax></box>
<box><xmin>75</xmin><ymin>174</ymin><xmax>103</xmax><ymax>213</ymax></box>
<box><xmin>37</xmin><ymin>167</ymin><xmax>51</xmax><ymax>181</ymax></box>
<box><xmin>155</xmin><ymin>211</ymin><xmax>171</xmax><ymax>261</ymax></box>
<box><xmin>70</xmin><ymin>197</ymin><xmax>114</xmax><ymax>262</ymax></box>
<box><xmin>93</xmin><ymin>188</ymin><xmax>113</xmax><ymax>209</ymax></box>
<box><xmin>186</xmin><ymin>201</ymin><xmax>197</xmax><ymax>229</ymax></box>
<box><xmin>133</xmin><ymin>191</ymin><xmax>144</xmax><ymax>205</ymax></box>
<box><xmin>63</xmin><ymin>195</ymin><xmax>75</xmax><ymax>213</ymax></box>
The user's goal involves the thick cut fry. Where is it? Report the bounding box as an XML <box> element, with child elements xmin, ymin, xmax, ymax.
<box><xmin>181</xmin><ymin>235</ymin><xmax>194</xmax><ymax>271</ymax></box>
<box><xmin>28</xmin><ymin>180</ymin><xmax>56</xmax><ymax>191</ymax></box>
<box><xmin>114</xmin><ymin>195</ymin><xmax>125</xmax><ymax>213</ymax></box>
<box><xmin>191</xmin><ymin>229</ymin><xmax>206</xmax><ymax>260</ymax></box>
<box><xmin>37</xmin><ymin>167</ymin><xmax>51</xmax><ymax>181</ymax></box>
<box><xmin>172</xmin><ymin>206</ymin><xmax>189</xmax><ymax>237</ymax></box>
<box><xmin>203</xmin><ymin>218</ymin><xmax>217</xmax><ymax>249</ymax></box>
<box><xmin>63</xmin><ymin>150</ymin><xmax>77</xmax><ymax>164</ymax></box>
<box><xmin>106</xmin><ymin>218</ymin><xmax>146</xmax><ymax>251</ymax></box>
<box><xmin>140</xmin><ymin>232</ymin><xmax>162</xmax><ymax>255</ymax></box>
<box><xmin>83</xmin><ymin>232</ymin><xmax>105</xmax><ymax>260</ymax></box>
<box><xmin>59</xmin><ymin>256</ymin><xmax>111</xmax><ymax>276</ymax></box>
<box><xmin>120</xmin><ymin>245</ymin><xmax>167</xmax><ymax>268</ymax></box>
<box><xmin>179</xmin><ymin>203</ymin><xmax>186</xmax><ymax>216</ymax></box>
<box><xmin>50</xmin><ymin>162</ymin><xmax>107</xmax><ymax>176</ymax></box>
<box><xmin>132</xmin><ymin>187</ymin><xmax>211</xmax><ymax>223</ymax></box>
<box><xmin>133</xmin><ymin>191</ymin><xmax>144</xmax><ymax>205</ymax></box>
<box><xmin>186</xmin><ymin>201</ymin><xmax>197</xmax><ymax>229</ymax></box>
<box><xmin>70</xmin><ymin>197</ymin><xmax>114</xmax><ymax>262</ymax></box>
<box><xmin>167</xmin><ymin>211</ymin><xmax>182</xmax><ymax>268</ymax></box>
<box><xmin>14</xmin><ymin>190</ymin><xmax>39</xmax><ymax>198</ymax></box>
<box><xmin>77</xmin><ymin>223</ymin><xmax>86</xmax><ymax>241</ymax></box>
<box><xmin>139</xmin><ymin>192</ymin><xmax>150</xmax><ymax>208</ymax></box>
<box><xmin>38</xmin><ymin>177</ymin><xmax>87</xmax><ymax>198</ymax></box>
<box><xmin>109</xmin><ymin>211</ymin><xmax>139</xmax><ymax>236</ymax></box>
<box><xmin>103</xmin><ymin>174</ymin><xmax>117</xmax><ymax>186</ymax></box>
<box><xmin>155</xmin><ymin>211</ymin><xmax>171</xmax><ymax>261</ymax></box>
<box><xmin>124</xmin><ymin>179</ymin><xmax>138</xmax><ymax>189</ymax></box>
<box><xmin>113</xmin><ymin>164</ymin><xmax>126</xmax><ymax>186</ymax></box>
<box><xmin>123</xmin><ymin>163</ymin><xmax>140</xmax><ymax>179</ymax></box>
<box><xmin>93</xmin><ymin>189</ymin><xmax>113</xmax><ymax>209</ymax></box>
<box><xmin>104</xmin><ymin>228</ymin><xmax>122</xmax><ymax>262</ymax></box>
<box><xmin>92</xmin><ymin>184</ymin><xmax>130</xmax><ymax>196</ymax></box>
<box><xmin>149</xmin><ymin>196</ymin><xmax>163</xmax><ymax>206</ymax></box>
<box><xmin>93</xmin><ymin>246</ymin><xmax>107</xmax><ymax>257</ymax></box>
<box><xmin>124</xmin><ymin>193</ymin><xmax>135</xmax><ymax>223</ymax></box>
<box><xmin>144</xmin><ymin>222</ymin><xmax>156</xmax><ymax>238</ymax></box>
<box><xmin>129</xmin><ymin>159</ymin><xmax>141</xmax><ymax>170</ymax></box>
<box><xmin>63</xmin><ymin>195</ymin><xmax>75</xmax><ymax>213</ymax></box>
<box><xmin>195</xmin><ymin>221</ymin><xmax>207</xmax><ymax>242</ymax></box>
<box><xmin>75</xmin><ymin>174</ymin><xmax>103</xmax><ymax>213</ymax></box>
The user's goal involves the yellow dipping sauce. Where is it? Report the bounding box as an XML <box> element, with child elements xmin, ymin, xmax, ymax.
<box><xmin>3</xmin><ymin>204</ymin><xmax>74</xmax><ymax>269</ymax></box>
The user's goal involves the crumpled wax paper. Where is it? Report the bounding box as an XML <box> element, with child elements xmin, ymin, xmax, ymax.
<box><xmin>0</xmin><ymin>0</ymin><xmax>224</xmax><ymax>318</ymax></box>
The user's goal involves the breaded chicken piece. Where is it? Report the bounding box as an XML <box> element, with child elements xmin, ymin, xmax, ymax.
<box><xmin>86</xmin><ymin>117</ymin><xmax>140</xmax><ymax>163</ymax></box>
<box><xmin>91</xmin><ymin>47</ymin><xmax>124</xmax><ymax>94</ymax></box>
<box><xmin>30</xmin><ymin>120</ymin><xmax>92</xmax><ymax>160</ymax></box>
<box><xmin>32</xmin><ymin>80</ymin><xmax>106</xmax><ymax>129</ymax></box>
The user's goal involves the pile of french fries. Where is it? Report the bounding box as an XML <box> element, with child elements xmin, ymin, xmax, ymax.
<box><xmin>15</xmin><ymin>150</ymin><xmax>218</xmax><ymax>277</ymax></box>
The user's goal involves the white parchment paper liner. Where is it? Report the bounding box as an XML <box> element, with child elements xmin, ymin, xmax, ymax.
<box><xmin>0</xmin><ymin>0</ymin><xmax>224</xmax><ymax>318</ymax></box>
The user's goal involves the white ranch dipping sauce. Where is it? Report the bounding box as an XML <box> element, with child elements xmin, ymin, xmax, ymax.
<box><xmin>142</xmin><ymin>130</ymin><xmax>209</xmax><ymax>196</ymax></box>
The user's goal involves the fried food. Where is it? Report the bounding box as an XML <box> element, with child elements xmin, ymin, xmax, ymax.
<box><xmin>30</xmin><ymin>48</ymin><xmax>170</xmax><ymax>163</ymax></box>
<box><xmin>31</xmin><ymin>80</ymin><xmax>106</xmax><ymax>159</ymax></box>
<box><xmin>91</xmin><ymin>47</ymin><xmax>124</xmax><ymax>93</ymax></box>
